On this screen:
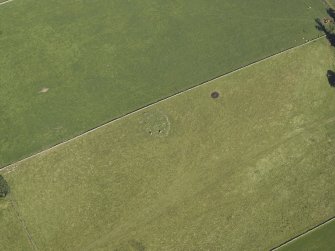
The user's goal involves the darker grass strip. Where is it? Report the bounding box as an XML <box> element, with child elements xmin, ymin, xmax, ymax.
<box><xmin>270</xmin><ymin>216</ymin><xmax>335</xmax><ymax>250</ymax></box>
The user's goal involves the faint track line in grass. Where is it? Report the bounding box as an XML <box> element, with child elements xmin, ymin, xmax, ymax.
<box><xmin>270</xmin><ymin>216</ymin><xmax>335</xmax><ymax>250</ymax></box>
<box><xmin>0</xmin><ymin>0</ymin><xmax>14</xmax><ymax>6</ymax></box>
<box><xmin>0</xmin><ymin>35</ymin><xmax>326</xmax><ymax>173</ymax></box>
<box><xmin>244</xmin><ymin>115</ymin><xmax>335</xmax><ymax>168</ymax></box>
<box><xmin>8</xmin><ymin>196</ymin><xmax>39</xmax><ymax>251</ymax></box>
<box><xmin>325</xmin><ymin>0</ymin><xmax>335</xmax><ymax>10</ymax></box>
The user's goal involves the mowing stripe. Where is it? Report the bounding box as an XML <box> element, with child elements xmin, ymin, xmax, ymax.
<box><xmin>0</xmin><ymin>35</ymin><xmax>326</xmax><ymax>173</ymax></box>
<box><xmin>0</xmin><ymin>0</ymin><xmax>14</xmax><ymax>6</ymax></box>
<box><xmin>270</xmin><ymin>216</ymin><xmax>335</xmax><ymax>250</ymax></box>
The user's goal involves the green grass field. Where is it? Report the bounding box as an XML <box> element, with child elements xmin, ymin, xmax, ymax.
<box><xmin>0</xmin><ymin>198</ymin><xmax>33</xmax><ymax>250</ymax></box>
<box><xmin>0</xmin><ymin>0</ymin><xmax>326</xmax><ymax>167</ymax></box>
<box><xmin>279</xmin><ymin>219</ymin><xmax>335</xmax><ymax>251</ymax></box>
<box><xmin>1</xmin><ymin>38</ymin><xmax>334</xmax><ymax>250</ymax></box>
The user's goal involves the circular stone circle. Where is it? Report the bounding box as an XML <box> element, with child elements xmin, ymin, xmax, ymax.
<box><xmin>211</xmin><ymin>91</ymin><xmax>220</xmax><ymax>99</ymax></box>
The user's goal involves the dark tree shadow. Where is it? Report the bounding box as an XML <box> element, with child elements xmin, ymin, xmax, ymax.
<box><xmin>317</xmin><ymin>7</ymin><xmax>335</xmax><ymax>88</ymax></box>
<box><xmin>327</xmin><ymin>70</ymin><xmax>335</xmax><ymax>87</ymax></box>
<box><xmin>327</xmin><ymin>8</ymin><xmax>335</xmax><ymax>20</ymax></box>
<box><xmin>315</xmin><ymin>18</ymin><xmax>335</xmax><ymax>46</ymax></box>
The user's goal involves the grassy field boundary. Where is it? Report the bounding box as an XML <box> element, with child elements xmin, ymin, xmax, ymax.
<box><xmin>325</xmin><ymin>0</ymin><xmax>335</xmax><ymax>10</ymax></box>
<box><xmin>270</xmin><ymin>217</ymin><xmax>335</xmax><ymax>250</ymax></box>
<box><xmin>0</xmin><ymin>35</ymin><xmax>326</xmax><ymax>174</ymax></box>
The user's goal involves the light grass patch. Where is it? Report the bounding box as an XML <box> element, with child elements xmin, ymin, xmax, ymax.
<box><xmin>139</xmin><ymin>110</ymin><xmax>171</xmax><ymax>137</ymax></box>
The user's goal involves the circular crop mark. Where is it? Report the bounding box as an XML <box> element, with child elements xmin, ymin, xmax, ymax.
<box><xmin>211</xmin><ymin>91</ymin><xmax>220</xmax><ymax>99</ymax></box>
<box><xmin>140</xmin><ymin>110</ymin><xmax>170</xmax><ymax>137</ymax></box>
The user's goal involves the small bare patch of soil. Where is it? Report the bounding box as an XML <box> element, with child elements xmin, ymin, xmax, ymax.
<box><xmin>39</xmin><ymin>87</ymin><xmax>49</xmax><ymax>93</ymax></box>
<box><xmin>323</xmin><ymin>17</ymin><xmax>333</xmax><ymax>24</ymax></box>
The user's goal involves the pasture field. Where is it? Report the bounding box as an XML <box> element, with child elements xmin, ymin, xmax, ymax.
<box><xmin>279</xmin><ymin>219</ymin><xmax>335</xmax><ymax>251</ymax></box>
<box><xmin>0</xmin><ymin>198</ymin><xmax>33</xmax><ymax>250</ymax></box>
<box><xmin>0</xmin><ymin>0</ymin><xmax>326</xmax><ymax>167</ymax></box>
<box><xmin>0</xmin><ymin>38</ymin><xmax>334</xmax><ymax>250</ymax></box>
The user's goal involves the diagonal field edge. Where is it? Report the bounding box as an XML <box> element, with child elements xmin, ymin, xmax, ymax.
<box><xmin>325</xmin><ymin>0</ymin><xmax>335</xmax><ymax>10</ymax></box>
<box><xmin>0</xmin><ymin>35</ymin><xmax>326</xmax><ymax>173</ymax></box>
<box><xmin>270</xmin><ymin>216</ymin><xmax>335</xmax><ymax>250</ymax></box>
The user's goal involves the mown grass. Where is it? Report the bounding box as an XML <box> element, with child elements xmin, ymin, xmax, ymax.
<box><xmin>279</xmin><ymin>219</ymin><xmax>335</xmax><ymax>251</ymax></box>
<box><xmin>0</xmin><ymin>0</ymin><xmax>326</xmax><ymax>167</ymax></box>
<box><xmin>0</xmin><ymin>38</ymin><xmax>334</xmax><ymax>250</ymax></box>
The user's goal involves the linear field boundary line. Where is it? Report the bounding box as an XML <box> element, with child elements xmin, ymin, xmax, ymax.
<box><xmin>0</xmin><ymin>0</ymin><xmax>14</xmax><ymax>6</ymax></box>
<box><xmin>0</xmin><ymin>35</ymin><xmax>326</xmax><ymax>173</ymax></box>
<box><xmin>325</xmin><ymin>0</ymin><xmax>335</xmax><ymax>9</ymax></box>
<box><xmin>270</xmin><ymin>216</ymin><xmax>335</xmax><ymax>250</ymax></box>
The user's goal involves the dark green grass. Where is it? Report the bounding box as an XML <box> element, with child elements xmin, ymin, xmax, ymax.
<box><xmin>278</xmin><ymin>219</ymin><xmax>335</xmax><ymax>251</ymax></box>
<box><xmin>1</xmin><ymin>39</ymin><xmax>334</xmax><ymax>251</ymax></box>
<box><xmin>0</xmin><ymin>0</ymin><xmax>326</xmax><ymax>167</ymax></box>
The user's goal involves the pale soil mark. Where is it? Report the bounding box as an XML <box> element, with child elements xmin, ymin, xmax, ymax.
<box><xmin>39</xmin><ymin>87</ymin><xmax>49</xmax><ymax>93</ymax></box>
<box><xmin>0</xmin><ymin>0</ymin><xmax>14</xmax><ymax>6</ymax></box>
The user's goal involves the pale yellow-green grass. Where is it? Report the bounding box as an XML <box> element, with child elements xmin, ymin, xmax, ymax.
<box><xmin>0</xmin><ymin>198</ymin><xmax>32</xmax><ymax>250</ymax></box>
<box><xmin>1</xmin><ymin>38</ymin><xmax>334</xmax><ymax>250</ymax></box>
